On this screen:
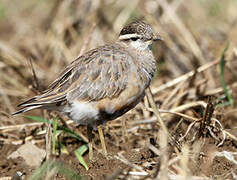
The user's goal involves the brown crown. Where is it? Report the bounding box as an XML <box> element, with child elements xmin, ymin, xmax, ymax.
<box><xmin>119</xmin><ymin>21</ymin><xmax>154</xmax><ymax>40</ymax></box>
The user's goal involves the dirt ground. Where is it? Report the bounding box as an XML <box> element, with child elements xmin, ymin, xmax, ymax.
<box><xmin>1</xmin><ymin>107</ymin><xmax>237</xmax><ymax>179</ymax></box>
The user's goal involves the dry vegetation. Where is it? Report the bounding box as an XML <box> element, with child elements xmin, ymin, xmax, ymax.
<box><xmin>0</xmin><ymin>0</ymin><xmax>237</xmax><ymax>179</ymax></box>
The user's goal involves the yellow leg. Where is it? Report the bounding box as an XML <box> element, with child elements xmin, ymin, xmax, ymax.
<box><xmin>98</xmin><ymin>125</ymin><xmax>108</xmax><ymax>157</ymax></box>
<box><xmin>87</xmin><ymin>126</ymin><xmax>93</xmax><ymax>161</ymax></box>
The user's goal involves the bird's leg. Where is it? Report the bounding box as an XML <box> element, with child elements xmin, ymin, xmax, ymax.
<box><xmin>87</xmin><ymin>125</ymin><xmax>93</xmax><ymax>161</ymax></box>
<box><xmin>97</xmin><ymin>125</ymin><xmax>108</xmax><ymax>157</ymax></box>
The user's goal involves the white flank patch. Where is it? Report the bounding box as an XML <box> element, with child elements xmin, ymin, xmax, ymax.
<box><xmin>69</xmin><ymin>102</ymin><xmax>99</xmax><ymax>125</ymax></box>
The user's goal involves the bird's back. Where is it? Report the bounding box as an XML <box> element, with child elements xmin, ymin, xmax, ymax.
<box><xmin>13</xmin><ymin>20</ymin><xmax>158</xmax><ymax>128</ymax></box>
<box><xmin>13</xmin><ymin>42</ymin><xmax>155</xmax><ymax>127</ymax></box>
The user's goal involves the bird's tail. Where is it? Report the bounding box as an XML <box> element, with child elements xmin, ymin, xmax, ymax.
<box><xmin>12</xmin><ymin>92</ymin><xmax>66</xmax><ymax>116</ymax></box>
<box><xmin>12</xmin><ymin>105</ymin><xmax>43</xmax><ymax>115</ymax></box>
<box><xmin>12</xmin><ymin>96</ymin><xmax>44</xmax><ymax>115</ymax></box>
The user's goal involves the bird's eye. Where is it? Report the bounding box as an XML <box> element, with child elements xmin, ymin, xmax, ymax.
<box><xmin>130</xmin><ymin>37</ymin><xmax>139</xmax><ymax>41</ymax></box>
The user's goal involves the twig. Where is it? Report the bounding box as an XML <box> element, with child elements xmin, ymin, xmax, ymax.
<box><xmin>44</xmin><ymin>0</ymin><xmax>62</xmax><ymax>30</ymax></box>
<box><xmin>77</xmin><ymin>23</ymin><xmax>96</xmax><ymax>57</ymax></box>
<box><xmin>199</xmin><ymin>96</ymin><xmax>215</xmax><ymax>137</ymax></box>
<box><xmin>205</xmin><ymin>82</ymin><xmax>237</xmax><ymax>96</ymax></box>
<box><xmin>105</xmin><ymin>169</ymin><xmax>124</xmax><ymax>180</ymax></box>
<box><xmin>178</xmin><ymin>121</ymin><xmax>198</xmax><ymax>142</ymax></box>
<box><xmin>45</xmin><ymin>112</ymin><xmax>52</xmax><ymax>161</ymax></box>
<box><xmin>114</xmin><ymin>152</ymin><xmax>148</xmax><ymax>175</ymax></box>
<box><xmin>146</xmin><ymin>87</ymin><xmax>169</xmax><ymax>136</ymax></box>
<box><xmin>28</xmin><ymin>58</ymin><xmax>41</xmax><ymax>92</ymax></box>
<box><xmin>151</xmin><ymin>58</ymin><xmax>221</xmax><ymax>94</ymax></box>
<box><xmin>0</xmin><ymin>122</ymin><xmax>43</xmax><ymax>131</ymax></box>
<box><xmin>161</xmin><ymin>80</ymin><xmax>185</xmax><ymax>109</ymax></box>
<box><xmin>166</xmin><ymin>90</ymin><xmax>188</xmax><ymax>110</ymax></box>
<box><xmin>129</xmin><ymin>172</ymin><xmax>147</xmax><ymax>176</ymax></box>
<box><xmin>152</xmin><ymin>109</ymin><xmax>200</xmax><ymax>122</ymax></box>
<box><xmin>146</xmin><ymin>11</ymin><xmax>194</xmax><ymax>70</ymax></box>
<box><xmin>166</xmin><ymin>101</ymin><xmax>207</xmax><ymax>113</ymax></box>
<box><xmin>160</xmin><ymin>0</ymin><xmax>184</xmax><ymax>22</ymax></box>
<box><xmin>146</xmin><ymin>87</ymin><xmax>181</xmax><ymax>151</ymax></box>
<box><xmin>157</xmin><ymin>130</ymin><xmax>169</xmax><ymax>180</ymax></box>
<box><xmin>168</xmin><ymin>174</ymin><xmax>211</xmax><ymax>180</ymax></box>
<box><xmin>156</xmin><ymin>0</ymin><xmax>205</xmax><ymax>65</ymax></box>
<box><xmin>179</xmin><ymin>145</ymin><xmax>190</xmax><ymax>179</ymax></box>
<box><xmin>148</xmin><ymin>143</ymin><xmax>161</xmax><ymax>156</ymax></box>
<box><xmin>211</xmin><ymin>118</ymin><xmax>226</xmax><ymax>146</ymax></box>
<box><xmin>224</xmin><ymin>130</ymin><xmax>237</xmax><ymax>142</ymax></box>
<box><xmin>134</xmin><ymin>101</ymin><xmax>207</xmax><ymax>125</ymax></box>
<box><xmin>0</xmin><ymin>120</ymin><xmax>74</xmax><ymax>131</ymax></box>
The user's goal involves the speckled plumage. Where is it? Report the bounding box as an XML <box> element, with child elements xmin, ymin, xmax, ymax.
<box><xmin>120</xmin><ymin>21</ymin><xmax>154</xmax><ymax>41</ymax></box>
<box><xmin>13</xmin><ymin>21</ymin><xmax>159</xmax><ymax>128</ymax></box>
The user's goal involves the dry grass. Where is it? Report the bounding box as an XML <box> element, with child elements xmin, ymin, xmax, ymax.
<box><xmin>0</xmin><ymin>0</ymin><xmax>237</xmax><ymax>179</ymax></box>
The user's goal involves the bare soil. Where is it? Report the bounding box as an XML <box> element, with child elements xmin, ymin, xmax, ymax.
<box><xmin>1</xmin><ymin>108</ymin><xmax>237</xmax><ymax>179</ymax></box>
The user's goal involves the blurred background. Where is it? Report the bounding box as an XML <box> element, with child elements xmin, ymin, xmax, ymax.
<box><xmin>0</xmin><ymin>0</ymin><xmax>237</xmax><ymax>119</ymax></box>
<box><xmin>0</xmin><ymin>0</ymin><xmax>237</xmax><ymax>179</ymax></box>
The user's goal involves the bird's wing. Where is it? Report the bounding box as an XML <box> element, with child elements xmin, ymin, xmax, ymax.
<box><xmin>14</xmin><ymin>44</ymin><xmax>133</xmax><ymax>113</ymax></box>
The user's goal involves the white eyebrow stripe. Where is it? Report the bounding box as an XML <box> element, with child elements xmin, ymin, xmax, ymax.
<box><xmin>119</xmin><ymin>34</ymin><xmax>142</xmax><ymax>40</ymax></box>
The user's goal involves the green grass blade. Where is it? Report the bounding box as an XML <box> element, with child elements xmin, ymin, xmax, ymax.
<box><xmin>219</xmin><ymin>43</ymin><xmax>234</xmax><ymax>107</ymax></box>
<box><xmin>215</xmin><ymin>101</ymin><xmax>231</xmax><ymax>108</ymax></box>
<box><xmin>74</xmin><ymin>145</ymin><xmax>89</xmax><ymax>171</ymax></box>
<box><xmin>58</xmin><ymin>125</ymin><xmax>85</xmax><ymax>143</ymax></box>
<box><xmin>76</xmin><ymin>144</ymin><xmax>88</xmax><ymax>155</ymax></box>
<box><xmin>24</xmin><ymin>115</ymin><xmax>51</xmax><ymax>124</ymax></box>
<box><xmin>58</xmin><ymin>142</ymin><xmax>69</xmax><ymax>154</ymax></box>
<box><xmin>56</xmin><ymin>130</ymin><xmax>63</xmax><ymax>137</ymax></box>
<box><xmin>25</xmin><ymin>115</ymin><xmax>85</xmax><ymax>143</ymax></box>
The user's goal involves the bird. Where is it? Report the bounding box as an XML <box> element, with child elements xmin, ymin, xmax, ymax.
<box><xmin>13</xmin><ymin>20</ymin><xmax>162</xmax><ymax>160</ymax></box>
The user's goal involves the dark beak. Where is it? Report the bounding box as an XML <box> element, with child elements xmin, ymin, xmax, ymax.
<box><xmin>153</xmin><ymin>34</ymin><xmax>163</xmax><ymax>41</ymax></box>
